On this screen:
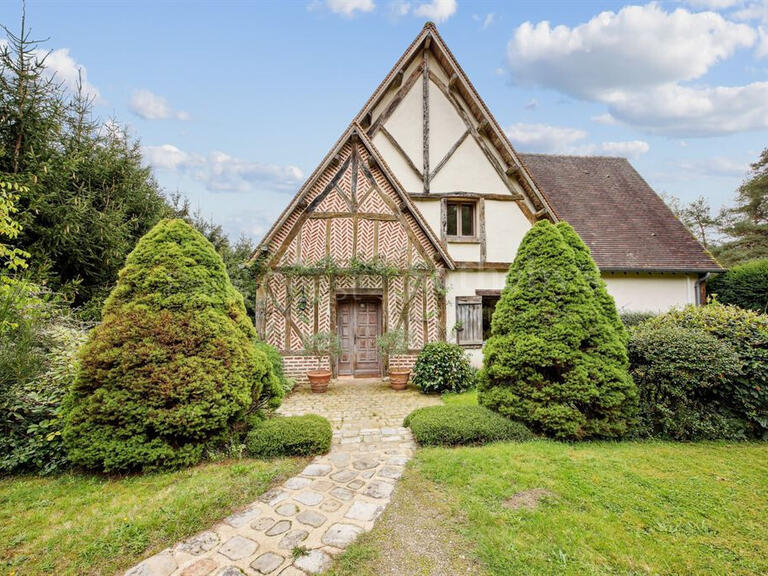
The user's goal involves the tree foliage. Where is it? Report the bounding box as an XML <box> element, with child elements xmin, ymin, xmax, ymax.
<box><xmin>643</xmin><ymin>302</ymin><xmax>768</xmax><ymax>438</ymax></box>
<box><xmin>479</xmin><ymin>221</ymin><xmax>637</xmax><ymax>440</ymax></box>
<box><xmin>715</xmin><ymin>148</ymin><xmax>768</xmax><ymax>265</ymax></box>
<box><xmin>63</xmin><ymin>219</ymin><xmax>277</xmax><ymax>472</ymax></box>
<box><xmin>1</xmin><ymin>12</ymin><xmax>169</xmax><ymax>310</ymax></box>
<box><xmin>708</xmin><ymin>259</ymin><xmax>768</xmax><ymax>313</ymax></box>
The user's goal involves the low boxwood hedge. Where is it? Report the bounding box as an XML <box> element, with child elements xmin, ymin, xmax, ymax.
<box><xmin>404</xmin><ymin>405</ymin><xmax>532</xmax><ymax>446</ymax></box>
<box><xmin>246</xmin><ymin>414</ymin><xmax>332</xmax><ymax>458</ymax></box>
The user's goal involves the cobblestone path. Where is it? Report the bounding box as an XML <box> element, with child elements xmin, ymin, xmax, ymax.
<box><xmin>125</xmin><ymin>379</ymin><xmax>440</xmax><ymax>576</ymax></box>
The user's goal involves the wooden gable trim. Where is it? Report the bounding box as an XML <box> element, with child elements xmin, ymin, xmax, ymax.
<box><xmin>256</xmin><ymin>125</ymin><xmax>456</xmax><ymax>271</ymax></box>
<box><xmin>353</xmin><ymin>22</ymin><xmax>556</xmax><ymax>222</ymax></box>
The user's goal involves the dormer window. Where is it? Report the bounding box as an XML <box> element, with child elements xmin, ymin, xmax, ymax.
<box><xmin>446</xmin><ymin>201</ymin><xmax>475</xmax><ymax>238</ymax></box>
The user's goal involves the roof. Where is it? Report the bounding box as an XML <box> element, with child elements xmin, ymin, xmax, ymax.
<box><xmin>354</xmin><ymin>22</ymin><xmax>555</xmax><ymax>221</ymax></box>
<box><xmin>253</xmin><ymin>124</ymin><xmax>456</xmax><ymax>270</ymax></box>
<box><xmin>520</xmin><ymin>154</ymin><xmax>722</xmax><ymax>273</ymax></box>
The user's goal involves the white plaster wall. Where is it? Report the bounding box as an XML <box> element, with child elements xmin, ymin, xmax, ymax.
<box><xmin>602</xmin><ymin>273</ymin><xmax>697</xmax><ymax>312</ymax></box>
<box><xmin>428</xmin><ymin>79</ymin><xmax>467</xmax><ymax>167</ymax></box>
<box><xmin>411</xmin><ymin>199</ymin><xmax>441</xmax><ymax>235</ymax></box>
<box><xmin>447</xmin><ymin>242</ymin><xmax>481</xmax><ymax>262</ymax></box>
<box><xmin>485</xmin><ymin>200</ymin><xmax>530</xmax><ymax>262</ymax></box>
<box><xmin>445</xmin><ymin>269</ymin><xmax>508</xmax><ymax>367</ymax></box>
<box><xmin>372</xmin><ymin>131</ymin><xmax>423</xmax><ymax>192</ymax></box>
<box><xmin>382</xmin><ymin>80</ymin><xmax>423</xmax><ymax>172</ymax></box>
<box><xmin>430</xmin><ymin>136</ymin><xmax>510</xmax><ymax>194</ymax></box>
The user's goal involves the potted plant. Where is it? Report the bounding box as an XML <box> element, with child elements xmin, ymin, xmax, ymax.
<box><xmin>302</xmin><ymin>332</ymin><xmax>341</xmax><ymax>393</ymax></box>
<box><xmin>377</xmin><ymin>330</ymin><xmax>410</xmax><ymax>390</ymax></box>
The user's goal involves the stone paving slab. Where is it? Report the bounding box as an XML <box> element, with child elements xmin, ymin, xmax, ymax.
<box><xmin>125</xmin><ymin>379</ymin><xmax>440</xmax><ymax>576</ymax></box>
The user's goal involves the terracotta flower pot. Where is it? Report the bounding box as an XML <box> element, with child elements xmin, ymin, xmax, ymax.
<box><xmin>388</xmin><ymin>368</ymin><xmax>411</xmax><ymax>390</ymax></box>
<box><xmin>307</xmin><ymin>369</ymin><xmax>332</xmax><ymax>393</ymax></box>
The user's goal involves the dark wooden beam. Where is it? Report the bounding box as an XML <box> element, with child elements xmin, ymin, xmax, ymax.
<box><xmin>429</xmin><ymin>129</ymin><xmax>469</xmax><ymax>181</ymax></box>
<box><xmin>454</xmin><ymin>261</ymin><xmax>512</xmax><ymax>271</ymax></box>
<box><xmin>379</xmin><ymin>125</ymin><xmax>423</xmax><ymax>179</ymax></box>
<box><xmin>505</xmin><ymin>164</ymin><xmax>521</xmax><ymax>178</ymax></box>
<box><xmin>392</xmin><ymin>69</ymin><xmax>404</xmax><ymax>89</ymax></box>
<box><xmin>448</xmin><ymin>73</ymin><xmax>460</xmax><ymax>91</ymax></box>
<box><xmin>422</xmin><ymin>50</ymin><xmax>430</xmax><ymax>193</ymax></box>
<box><xmin>410</xmin><ymin>192</ymin><xmax>522</xmax><ymax>201</ymax></box>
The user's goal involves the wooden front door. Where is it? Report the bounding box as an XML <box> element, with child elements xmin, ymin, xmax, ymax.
<box><xmin>337</xmin><ymin>298</ymin><xmax>382</xmax><ymax>377</ymax></box>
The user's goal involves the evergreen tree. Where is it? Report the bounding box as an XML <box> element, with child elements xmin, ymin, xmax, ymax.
<box><xmin>1</xmin><ymin>11</ymin><xmax>168</xmax><ymax>310</ymax></box>
<box><xmin>556</xmin><ymin>222</ymin><xmax>626</xmax><ymax>339</ymax></box>
<box><xmin>479</xmin><ymin>221</ymin><xmax>636</xmax><ymax>439</ymax></box>
<box><xmin>63</xmin><ymin>219</ymin><xmax>277</xmax><ymax>472</ymax></box>
<box><xmin>716</xmin><ymin>148</ymin><xmax>768</xmax><ymax>265</ymax></box>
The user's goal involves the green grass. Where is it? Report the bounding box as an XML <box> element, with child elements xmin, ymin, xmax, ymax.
<box><xmin>441</xmin><ymin>388</ymin><xmax>477</xmax><ymax>406</ymax></box>
<box><xmin>0</xmin><ymin>457</ymin><xmax>305</xmax><ymax>576</ymax></box>
<box><xmin>328</xmin><ymin>441</ymin><xmax>768</xmax><ymax>576</ymax></box>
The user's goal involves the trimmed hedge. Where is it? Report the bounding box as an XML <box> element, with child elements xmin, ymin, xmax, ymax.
<box><xmin>629</xmin><ymin>323</ymin><xmax>743</xmax><ymax>440</ymax></box>
<box><xmin>708</xmin><ymin>259</ymin><xmax>768</xmax><ymax>313</ymax></box>
<box><xmin>411</xmin><ymin>342</ymin><xmax>474</xmax><ymax>394</ymax></box>
<box><xmin>404</xmin><ymin>405</ymin><xmax>533</xmax><ymax>446</ymax></box>
<box><xmin>246</xmin><ymin>414</ymin><xmax>332</xmax><ymax>458</ymax></box>
<box><xmin>63</xmin><ymin>219</ymin><xmax>280</xmax><ymax>472</ymax></box>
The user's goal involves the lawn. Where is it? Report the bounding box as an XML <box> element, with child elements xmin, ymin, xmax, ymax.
<box><xmin>0</xmin><ymin>457</ymin><xmax>305</xmax><ymax>576</ymax></box>
<box><xmin>329</xmin><ymin>396</ymin><xmax>768</xmax><ymax>575</ymax></box>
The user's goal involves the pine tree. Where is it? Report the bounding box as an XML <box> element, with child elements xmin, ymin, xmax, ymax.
<box><xmin>63</xmin><ymin>219</ymin><xmax>277</xmax><ymax>472</ymax></box>
<box><xmin>716</xmin><ymin>148</ymin><xmax>768</xmax><ymax>265</ymax></box>
<box><xmin>479</xmin><ymin>221</ymin><xmax>636</xmax><ymax>439</ymax></box>
<box><xmin>1</xmin><ymin>10</ymin><xmax>168</xmax><ymax>310</ymax></box>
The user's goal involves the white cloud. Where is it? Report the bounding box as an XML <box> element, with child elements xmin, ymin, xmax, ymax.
<box><xmin>506</xmin><ymin>122</ymin><xmax>649</xmax><ymax>157</ymax></box>
<box><xmin>675</xmin><ymin>156</ymin><xmax>750</xmax><ymax>177</ymax></box>
<box><xmin>43</xmin><ymin>48</ymin><xmax>101</xmax><ymax>102</ymax></box>
<box><xmin>326</xmin><ymin>0</ymin><xmax>375</xmax><ymax>16</ymax></box>
<box><xmin>143</xmin><ymin>144</ymin><xmax>304</xmax><ymax>193</ymax></box>
<box><xmin>600</xmin><ymin>140</ymin><xmax>650</xmax><ymax>156</ymax></box>
<box><xmin>591</xmin><ymin>113</ymin><xmax>617</xmax><ymax>125</ymax></box>
<box><xmin>683</xmin><ymin>0</ymin><xmax>744</xmax><ymax>9</ymax></box>
<box><xmin>507</xmin><ymin>4</ymin><xmax>754</xmax><ymax>99</ymax></box>
<box><xmin>506</xmin><ymin>123</ymin><xmax>587</xmax><ymax>154</ymax></box>
<box><xmin>758</xmin><ymin>25</ymin><xmax>768</xmax><ymax>56</ymax></box>
<box><xmin>129</xmin><ymin>89</ymin><xmax>187</xmax><ymax>120</ymax></box>
<box><xmin>143</xmin><ymin>144</ymin><xmax>196</xmax><ymax>170</ymax></box>
<box><xmin>732</xmin><ymin>1</ymin><xmax>768</xmax><ymax>23</ymax></box>
<box><xmin>505</xmin><ymin>4</ymin><xmax>764</xmax><ymax>136</ymax></box>
<box><xmin>473</xmin><ymin>12</ymin><xmax>494</xmax><ymax>29</ymax></box>
<box><xmin>413</xmin><ymin>0</ymin><xmax>457</xmax><ymax>22</ymax></box>
<box><xmin>524</xmin><ymin>98</ymin><xmax>538</xmax><ymax>110</ymax></box>
<box><xmin>389</xmin><ymin>0</ymin><xmax>411</xmax><ymax>17</ymax></box>
<box><xmin>607</xmin><ymin>81</ymin><xmax>768</xmax><ymax>136</ymax></box>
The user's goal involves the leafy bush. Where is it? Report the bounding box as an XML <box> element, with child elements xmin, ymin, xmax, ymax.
<box><xmin>708</xmin><ymin>260</ymin><xmax>768</xmax><ymax>313</ymax></box>
<box><xmin>253</xmin><ymin>340</ymin><xmax>287</xmax><ymax>410</ymax></box>
<box><xmin>246</xmin><ymin>415</ymin><xmax>332</xmax><ymax>458</ymax></box>
<box><xmin>404</xmin><ymin>405</ymin><xmax>532</xmax><ymax>446</ymax></box>
<box><xmin>643</xmin><ymin>303</ymin><xmax>768</xmax><ymax>438</ymax></box>
<box><xmin>479</xmin><ymin>221</ymin><xmax>637</xmax><ymax>440</ymax></box>
<box><xmin>620</xmin><ymin>311</ymin><xmax>657</xmax><ymax>328</ymax></box>
<box><xmin>629</xmin><ymin>323</ymin><xmax>744</xmax><ymax>440</ymax></box>
<box><xmin>0</xmin><ymin>280</ymin><xmax>88</xmax><ymax>474</ymax></box>
<box><xmin>411</xmin><ymin>342</ymin><xmax>474</xmax><ymax>394</ymax></box>
<box><xmin>63</xmin><ymin>219</ymin><xmax>280</xmax><ymax>472</ymax></box>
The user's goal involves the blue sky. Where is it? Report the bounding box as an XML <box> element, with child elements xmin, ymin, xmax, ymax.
<box><xmin>3</xmin><ymin>0</ymin><xmax>768</xmax><ymax>241</ymax></box>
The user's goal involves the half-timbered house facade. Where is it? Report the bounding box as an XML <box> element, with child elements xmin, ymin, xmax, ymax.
<box><xmin>254</xmin><ymin>23</ymin><xmax>721</xmax><ymax>379</ymax></box>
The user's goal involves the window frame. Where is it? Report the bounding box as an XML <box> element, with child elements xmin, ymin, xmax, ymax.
<box><xmin>445</xmin><ymin>200</ymin><xmax>478</xmax><ymax>242</ymax></box>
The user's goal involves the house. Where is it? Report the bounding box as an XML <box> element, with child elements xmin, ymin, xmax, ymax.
<box><xmin>253</xmin><ymin>22</ymin><xmax>721</xmax><ymax>379</ymax></box>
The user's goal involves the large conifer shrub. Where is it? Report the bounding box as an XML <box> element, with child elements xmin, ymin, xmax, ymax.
<box><xmin>479</xmin><ymin>221</ymin><xmax>637</xmax><ymax>439</ymax></box>
<box><xmin>63</xmin><ymin>219</ymin><xmax>275</xmax><ymax>472</ymax></box>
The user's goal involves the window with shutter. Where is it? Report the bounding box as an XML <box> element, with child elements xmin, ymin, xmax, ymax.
<box><xmin>455</xmin><ymin>296</ymin><xmax>482</xmax><ymax>345</ymax></box>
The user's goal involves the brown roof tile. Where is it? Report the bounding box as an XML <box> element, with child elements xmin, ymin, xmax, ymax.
<box><xmin>519</xmin><ymin>154</ymin><xmax>722</xmax><ymax>272</ymax></box>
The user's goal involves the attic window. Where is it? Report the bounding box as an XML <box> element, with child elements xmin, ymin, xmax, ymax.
<box><xmin>447</xmin><ymin>201</ymin><xmax>475</xmax><ymax>238</ymax></box>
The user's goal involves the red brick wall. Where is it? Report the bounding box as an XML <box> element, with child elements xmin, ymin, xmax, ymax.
<box><xmin>388</xmin><ymin>354</ymin><xmax>418</xmax><ymax>371</ymax></box>
<box><xmin>282</xmin><ymin>355</ymin><xmax>331</xmax><ymax>383</ymax></box>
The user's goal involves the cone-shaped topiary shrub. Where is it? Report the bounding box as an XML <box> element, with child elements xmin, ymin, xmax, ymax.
<box><xmin>63</xmin><ymin>219</ymin><xmax>277</xmax><ymax>472</ymax></box>
<box><xmin>479</xmin><ymin>220</ymin><xmax>637</xmax><ymax>439</ymax></box>
<box><xmin>556</xmin><ymin>222</ymin><xmax>627</xmax><ymax>340</ymax></box>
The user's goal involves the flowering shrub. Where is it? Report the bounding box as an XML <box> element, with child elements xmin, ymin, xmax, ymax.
<box><xmin>411</xmin><ymin>342</ymin><xmax>473</xmax><ymax>394</ymax></box>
